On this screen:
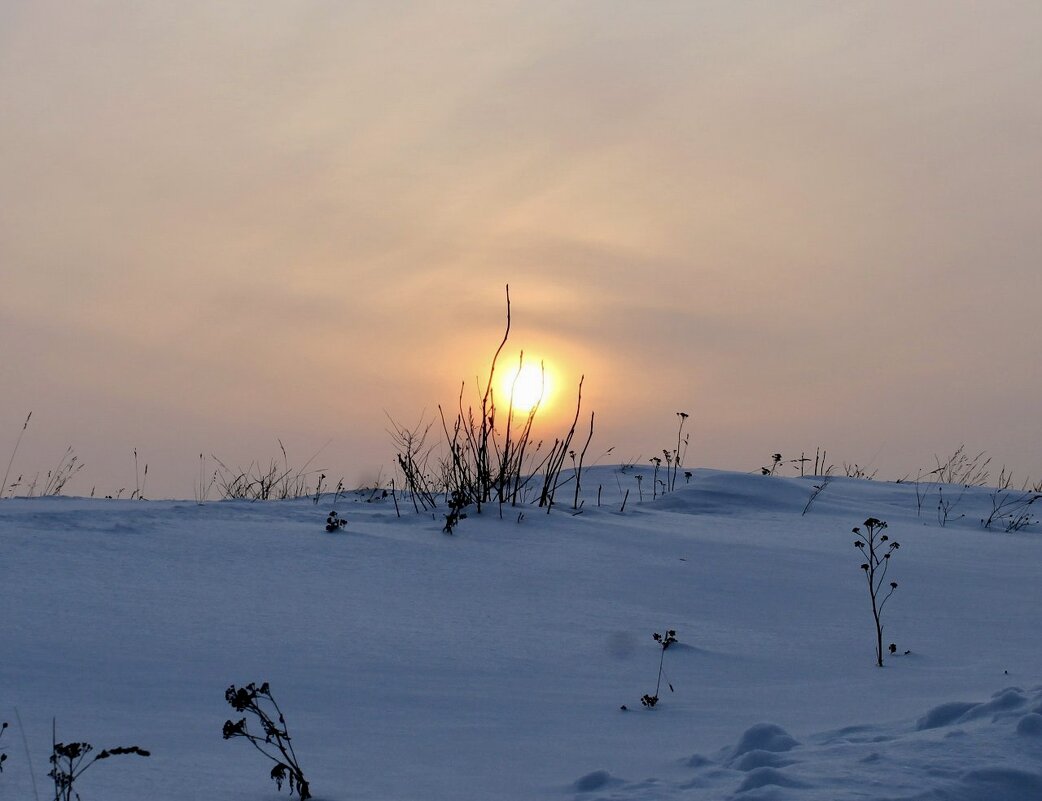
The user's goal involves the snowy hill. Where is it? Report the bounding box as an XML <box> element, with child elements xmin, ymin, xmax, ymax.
<box><xmin>2</xmin><ymin>468</ymin><xmax>1040</xmax><ymax>800</ymax></box>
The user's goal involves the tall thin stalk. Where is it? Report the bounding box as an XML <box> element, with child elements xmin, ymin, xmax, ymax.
<box><xmin>670</xmin><ymin>412</ymin><xmax>689</xmax><ymax>491</ymax></box>
<box><xmin>853</xmin><ymin>518</ymin><xmax>900</xmax><ymax>667</ymax></box>
<box><xmin>223</xmin><ymin>682</ymin><xmax>310</xmax><ymax>799</ymax></box>
<box><xmin>539</xmin><ymin>376</ymin><xmax>584</xmax><ymax>511</ymax></box>
<box><xmin>2</xmin><ymin>412</ymin><xmax>31</xmax><ymax>498</ymax></box>
<box><xmin>641</xmin><ymin>629</ymin><xmax>677</xmax><ymax>708</ymax></box>
<box><xmin>572</xmin><ymin>412</ymin><xmax>594</xmax><ymax>509</ymax></box>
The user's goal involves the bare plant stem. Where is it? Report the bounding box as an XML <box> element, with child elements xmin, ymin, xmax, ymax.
<box><xmin>654</xmin><ymin>644</ymin><xmax>667</xmax><ymax>697</ymax></box>
<box><xmin>2</xmin><ymin>412</ymin><xmax>31</xmax><ymax>498</ymax></box>
<box><xmin>539</xmin><ymin>376</ymin><xmax>584</xmax><ymax>511</ymax></box>
<box><xmin>572</xmin><ymin>412</ymin><xmax>594</xmax><ymax>510</ymax></box>
<box><xmin>670</xmin><ymin>412</ymin><xmax>689</xmax><ymax>491</ymax></box>
<box><xmin>14</xmin><ymin>708</ymin><xmax>40</xmax><ymax>801</ymax></box>
<box><xmin>802</xmin><ymin>475</ymin><xmax>832</xmax><ymax>516</ymax></box>
<box><xmin>854</xmin><ymin>518</ymin><xmax>900</xmax><ymax>667</ymax></box>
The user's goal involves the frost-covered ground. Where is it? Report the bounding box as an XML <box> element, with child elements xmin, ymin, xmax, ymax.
<box><xmin>2</xmin><ymin>468</ymin><xmax>1041</xmax><ymax>800</ymax></box>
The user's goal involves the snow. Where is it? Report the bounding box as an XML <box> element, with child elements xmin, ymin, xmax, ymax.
<box><xmin>1</xmin><ymin>468</ymin><xmax>1040</xmax><ymax>800</ymax></box>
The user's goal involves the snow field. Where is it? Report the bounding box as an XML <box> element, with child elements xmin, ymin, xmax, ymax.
<box><xmin>1</xmin><ymin>468</ymin><xmax>1040</xmax><ymax>800</ymax></box>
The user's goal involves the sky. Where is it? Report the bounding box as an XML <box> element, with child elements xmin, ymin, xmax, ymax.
<box><xmin>1</xmin><ymin>1</ymin><xmax>1040</xmax><ymax>498</ymax></box>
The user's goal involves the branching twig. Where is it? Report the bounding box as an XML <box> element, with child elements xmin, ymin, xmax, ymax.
<box><xmin>223</xmin><ymin>682</ymin><xmax>311</xmax><ymax>800</ymax></box>
<box><xmin>852</xmin><ymin>518</ymin><xmax>900</xmax><ymax>667</ymax></box>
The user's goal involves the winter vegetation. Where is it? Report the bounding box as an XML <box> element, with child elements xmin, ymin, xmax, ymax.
<box><xmin>3</xmin><ymin>288</ymin><xmax>1042</xmax><ymax>801</ymax></box>
<box><xmin>223</xmin><ymin>682</ymin><xmax>311</xmax><ymax>800</ymax></box>
<box><xmin>3</xmin><ymin>291</ymin><xmax>1042</xmax><ymax>799</ymax></box>
<box><xmin>48</xmin><ymin>729</ymin><xmax>150</xmax><ymax>801</ymax></box>
<box><xmin>5</xmin><ymin>2</ymin><xmax>1041</xmax><ymax>797</ymax></box>
<box><xmin>2</xmin><ymin>427</ymin><xmax>1042</xmax><ymax>800</ymax></box>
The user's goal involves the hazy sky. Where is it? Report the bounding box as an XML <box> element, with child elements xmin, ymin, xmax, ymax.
<box><xmin>2</xmin><ymin>1</ymin><xmax>1040</xmax><ymax>497</ymax></box>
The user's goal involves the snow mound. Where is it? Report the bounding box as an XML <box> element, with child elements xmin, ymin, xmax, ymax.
<box><xmin>1016</xmin><ymin>714</ymin><xmax>1042</xmax><ymax>737</ymax></box>
<box><xmin>2</xmin><ymin>471</ymin><xmax>1041</xmax><ymax>801</ymax></box>
<box><xmin>560</xmin><ymin>686</ymin><xmax>1042</xmax><ymax>800</ymax></box>
<box><xmin>735</xmin><ymin>766</ymin><xmax>810</xmax><ymax>792</ymax></box>
<box><xmin>960</xmin><ymin>687</ymin><xmax>1027</xmax><ymax>719</ymax></box>
<box><xmin>685</xmin><ymin>753</ymin><xmax>714</xmax><ymax>768</ymax></box>
<box><xmin>918</xmin><ymin>687</ymin><xmax>1028</xmax><ymax>729</ymax></box>
<box><xmin>916</xmin><ymin>701</ymin><xmax>981</xmax><ymax>730</ymax></box>
<box><xmin>645</xmin><ymin>471</ymin><xmax>811</xmax><ymax>516</ymax></box>
<box><xmin>909</xmin><ymin>767</ymin><xmax>1042</xmax><ymax>801</ymax></box>
<box><xmin>572</xmin><ymin>769</ymin><xmax>619</xmax><ymax>792</ymax></box>
<box><xmin>731</xmin><ymin>750</ymin><xmax>795</xmax><ymax>772</ymax></box>
<box><xmin>730</xmin><ymin>724</ymin><xmax>800</xmax><ymax>758</ymax></box>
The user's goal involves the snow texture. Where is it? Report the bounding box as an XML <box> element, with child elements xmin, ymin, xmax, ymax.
<box><xmin>1</xmin><ymin>468</ymin><xmax>1040</xmax><ymax>800</ymax></box>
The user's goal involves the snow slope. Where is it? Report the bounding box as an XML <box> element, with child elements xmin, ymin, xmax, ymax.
<box><xmin>1</xmin><ymin>468</ymin><xmax>1040</xmax><ymax>800</ymax></box>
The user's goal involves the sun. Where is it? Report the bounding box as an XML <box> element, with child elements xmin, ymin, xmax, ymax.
<box><xmin>499</xmin><ymin>361</ymin><xmax>552</xmax><ymax>414</ymax></box>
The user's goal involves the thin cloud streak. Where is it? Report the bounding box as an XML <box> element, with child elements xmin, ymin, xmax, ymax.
<box><xmin>1</xmin><ymin>1</ymin><xmax>1039</xmax><ymax>494</ymax></box>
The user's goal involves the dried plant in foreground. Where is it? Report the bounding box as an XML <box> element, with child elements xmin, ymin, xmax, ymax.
<box><xmin>641</xmin><ymin>629</ymin><xmax>678</xmax><ymax>708</ymax></box>
<box><xmin>852</xmin><ymin>518</ymin><xmax>900</xmax><ymax>667</ymax></box>
<box><xmin>48</xmin><ymin>721</ymin><xmax>149</xmax><ymax>801</ymax></box>
<box><xmin>325</xmin><ymin>510</ymin><xmax>347</xmax><ymax>532</ymax></box>
<box><xmin>223</xmin><ymin>682</ymin><xmax>311</xmax><ymax>800</ymax></box>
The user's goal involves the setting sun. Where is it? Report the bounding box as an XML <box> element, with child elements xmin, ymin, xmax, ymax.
<box><xmin>499</xmin><ymin>361</ymin><xmax>552</xmax><ymax>414</ymax></box>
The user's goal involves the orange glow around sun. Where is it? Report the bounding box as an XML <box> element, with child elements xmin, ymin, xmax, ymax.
<box><xmin>498</xmin><ymin>360</ymin><xmax>553</xmax><ymax>415</ymax></box>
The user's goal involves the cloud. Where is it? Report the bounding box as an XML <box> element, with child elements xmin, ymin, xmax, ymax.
<box><xmin>1</xmin><ymin>1</ymin><xmax>1040</xmax><ymax>493</ymax></box>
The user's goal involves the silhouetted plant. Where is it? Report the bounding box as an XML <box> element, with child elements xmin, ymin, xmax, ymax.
<box><xmin>2</xmin><ymin>412</ymin><xmax>31</xmax><ymax>498</ymax></box>
<box><xmin>912</xmin><ymin>468</ymin><xmax>929</xmax><ymax>518</ymax></box>
<box><xmin>325</xmin><ymin>510</ymin><xmax>347</xmax><ymax>532</ymax></box>
<box><xmin>981</xmin><ymin>489</ymin><xmax>1039</xmax><ymax>532</ymax></box>
<box><xmin>536</xmin><ymin>376</ymin><xmax>589</xmax><ymax>512</ymax></box>
<box><xmin>48</xmin><ymin>721</ymin><xmax>149</xmax><ymax>801</ymax></box>
<box><xmin>443</xmin><ymin>490</ymin><xmax>469</xmax><ymax>534</ymax></box>
<box><xmin>776</xmin><ymin>446</ymin><xmax>829</xmax><ymax>478</ymax></box>
<box><xmin>130</xmin><ymin>448</ymin><xmax>148</xmax><ymax>500</ymax></box>
<box><xmin>223</xmin><ymin>682</ymin><xmax>311</xmax><ymax>800</ymax></box>
<box><xmin>812</xmin><ymin>447</ymin><xmax>831</xmax><ymax>477</ymax></box>
<box><xmin>212</xmin><ymin>440</ymin><xmax>328</xmax><ymax>500</ymax></box>
<box><xmin>12</xmin><ymin>445</ymin><xmax>85</xmax><ymax>498</ymax></box>
<box><xmin>650</xmin><ymin>457</ymin><xmax>661</xmax><ymax>499</ymax></box>
<box><xmin>852</xmin><ymin>518</ymin><xmax>900</xmax><ymax>667</ymax></box>
<box><xmin>311</xmin><ymin>473</ymin><xmax>326</xmax><ymax>505</ymax></box>
<box><xmin>388</xmin><ymin>415</ymin><xmax>439</xmax><ymax>512</ymax></box>
<box><xmin>571</xmin><ymin>413</ymin><xmax>595</xmax><ymax>510</ymax></box>
<box><xmin>936</xmin><ymin>484</ymin><xmax>966</xmax><ymax>526</ymax></box>
<box><xmin>931</xmin><ymin>445</ymin><xmax>991</xmax><ymax>486</ymax></box>
<box><xmin>0</xmin><ymin>720</ymin><xmax>7</xmax><ymax>773</ymax></box>
<box><xmin>390</xmin><ymin>286</ymin><xmax>591</xmax><ymax>521</ymax></box>
<box><xmin>842</xmin><ymin>462</ymin><xmax>877</xmax><ymax>480</ymax></box>
<box><xmin>668</xmin><ymin>412</ymin><xmax>690</xmax><ymax>491</ymax></box>
<box><xmin>761</xmin><ymin>453</ymin><xmax>783</xmax><ymax>476</ymax></box>
<box><xmin>802</xmin><ymin>474</ymin><xmax>832</xmax><ymax>516</ymax></box>
<box><xmin>195</xmin><ymin>453</ymin><xmax>218</xmax><ymax>504</ymax></box>
<box><xmin>641</xmin><ymin>629</ymin><xmax>677</xmax><ymax>708</ymax></box>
